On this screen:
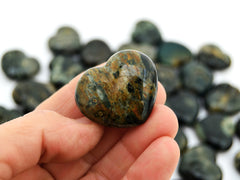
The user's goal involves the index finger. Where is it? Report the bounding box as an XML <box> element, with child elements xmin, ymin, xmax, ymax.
<box><xmin>37</xmin><ymin>69</ymin><xmax>166</xmax><ymax>119</ymax></box>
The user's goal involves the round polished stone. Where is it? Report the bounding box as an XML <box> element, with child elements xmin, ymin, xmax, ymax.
<box><xmin>234</xmin><ymin>151</ymin><xmax>240</xmax><ymax>173</ymax></box>
<box><xmin>118</xmin><ymin>42</ymin><xmax>157</xmax><ymax>61</ymax></box>
<box><xmin>196</xmin><ymin>114</ymin><xmax>234</xmax><ymax>151</ymax></box>
<box><xmin>155</xmin><ymin>64</ymin><xmax>181</xmax><ymax>94</ymax></box>
<box><xmin>1</xmin><ymin>50</ymin><xmax>40</xmax><ymax>80</ymax></box>
<box><xmin>157</xmin><ymin>42</ymin><xmax>192</xmax><ymax>67</ymax></box>
<box><xmin>197</xmin><ymin>44</ymin><xmax>231</xmax><ymax>70</ymax></box>
<box><xmin>179</xmin><ymin>145</ymin><xmax>222</xmax><ymax>180</ymax></box>
<box><xmin>81</xmin><ymin>39</ymin><xmax>112</xmax><ymax>67</ymax></box>
<box><xmin>205</xmin><ymin>83</ymin><xmax>240</xmax><ymax>114</ymax></box>
<box><xmin>166</xmin><ymin>90</ymin><xmax>199</xmax><ymax>125</ymax></box>
<box><xmin>235</xmin><ymin>118</ymin><xmax>240</xmax><ymax>138</ymax></box>
<box><xmin>0</xmin><ymin>106</ymin><xmax>23</xmax><ymax>124</ymax></box>
<box><xmin>181</xmin><ymin>61</ymin><xmax>213</xmax><ymax>94</ymax></box>
<box><xmin>48</xmin><ymin>26</ymin><xmax>81</xmax><ymax>55</ymax></box>
<box><xmin>50</xmin><ymin>55</ymin><xmax>84</xmax><ymax>88</ymax></box>
<box><xmin>131</xmin><ymin>20</ymin><xmax>162</xmax><ymax>46</ymax></box>
<box><xmin>175</xmin><ymin>127</ymin><xmax>188</xmax><ymax>154</ymax></box>
<box><xmin>12</xmin><ymin>81</ymin><xmax>56</xmax><ymax>112</ymax></box>
<box><xmin>75</xmin><ymin>50</ymin><xmax>158</xmax><ymax>127</ymax></box>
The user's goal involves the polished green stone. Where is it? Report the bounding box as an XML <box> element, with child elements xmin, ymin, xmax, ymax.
<box><xmin>196</xmin><ymin>114</ymin><xmax>234</xmax><ymax>151</ymax></box>
<box><xmin>132</xmin><ymin>20</ymin><xmax>162</xmax><ymax>46</ymax></box>
<box><xmin>48</xmin><ymin>26</ymin><xmax>81</xmax><ymax>55</ymax></box>
<box><xmin>50</xmin><ymin>55</ymin><xmax>84</xmax><ymax>88</ymax></box>
<box><xmin>205</xmin><ymin>83</ymin><xmax>240</xmax><ymax>114</ymax></box>
<box><xmin>156</xmin><ymin>42</ymin><xmax>192</xmax><ymax>67</ymax></box>
<box><xmin>75</xmin><ymin>50</ymin><xmax>158</xmax><ymax>127</ymax></box>
<box><xmin>155</xmin><ymin>64</ymin><xmax>181</xmax><ymax>94</ymax></box>
<box><xmin>197</xmin><ymin>44</ymin><xmax>231</xmax><ymax>70</ymax></box>
<box><xmin>234</xmin><ymin>151</ymin><xmax>240</xmax><ymax>173</ymax></box>
<box><xmin>118</xmin><ymin>42</ymin><xmax>157</xmax><ymax>61</ymax></box>
<box><xmin>0</xmin><ymin>106</ymin><xmax>23</xmax><ymax>124</ymax></box>
<box><xmin>175</xmin><ymin>127</ymin><xmax>188</xmax><ymax>154</ymax></box>
<box><xmin>181</xmin><ymin>61</ymin><xmax>213</xmax><ymax>94</ymax></box>
<box><xmin>81</xmin><ymin>39</ymin><xmax>112</xmax><ymax>67</ymax></box>
<box><xmin>179</xmin><ymin>145</ymin><xmax>222</xmax><ymax>180</ymax></box>
<box><xmin>1</xmin><ymin>50</ymin><xmax>40</xmax><ymax>80</ymax></box>
<box><xmin>166</xmin><ymin>90</ymin><xmax>199</xmax><ymax>125</ymax></box>
<box><xmin>12</xmin><ymin>81</ymin><xmax>55</xmax><ymax>112</ymax></box>
<box><xmin>235</xmin><ymin>118</ymin><xmax>240</xmax><ymax>139</ymax></box>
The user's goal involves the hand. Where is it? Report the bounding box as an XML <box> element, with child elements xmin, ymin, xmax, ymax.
<box><xmin>0</xmin><ymin>72</ymin><xmax>179</xmax><ymax>180</ymax></box>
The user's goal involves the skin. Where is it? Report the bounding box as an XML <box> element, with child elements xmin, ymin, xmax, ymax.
<box><xmin>0</xmin><ymin>70</ymin><xmax>179</xmax><ymax>180</ymax></box>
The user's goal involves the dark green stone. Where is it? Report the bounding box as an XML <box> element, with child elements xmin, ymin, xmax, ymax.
<box><xmin>156</xmin><ymin>42</ymin><xmax>192</xmax><ymax>67</ymax></box>
<box><xmin>131</xmin><ymin>20</ymin><xmax>162</xmax><ymax>46</ymax></box>
<box><xmin>196</xmin><ymin>44</ymin><xmax>231</xmax><ymax>70</ymax></box>
<box><xmin>175</xmin><ymin>127</ymin><xmax>188</xmax><ymax>154</ymax></box>
<box><xmin>75</xmin><ymin>50</ymin><xmax>158</xmax><ymax>127</ymax></box>
<box><xmin>155</xmin><ymin>64</ymin><xmax>181</xmax><ymax>94</ymax></box>
<box><xmin>235</xmin><ymin>118</ymin><xmax>240</xmax><ymax>138</ymax></box>
<box><xmin>81</xmin><ymin>39</ymin><xmax>112</xmax><ymax>67</ymax></box>
<box><xmin>181</xmin><ymin>61</ymin><xmax>213</xmax><ymax>94</ymax></box>
<box><xmin>196</xmin><ymin>114</ymin><xmax>234</xmax><ymax>151</ymax></box>
<box><xmin>205</xmin><ymin>83</ymin><xmax>240</xmax><ymax>114</ymax></box>
<box><xmin>12</xmin><ymin>81</ymin><xmax>56</xmax><ymax>112</ymax></box>
<box><xmin>50</xmin><ymin>55</ymin><xmax>84</xmax><ymax>88</ymax></box>
<box><xmin>118</xmin><ymin>42</ymin><xmax>157</xmax><ymax>61</ymax></box>
<box><xmin>179</xmin><ymin>145</ymin><xmax>222</xmax><ymax>180</ymax></box>
<box><xmin>0</xmin><ymin>106</ymin><xmax>23</xmax><ymax>124</ymax></box>
<box><xmin>48</xmin><ymin>26</ymin><xmax>81</xmax><ymax>55</ymax></box>
<box><xmin>166</xmin><ymin>90</ymin><xmax>199</xmax><ymax>125</ymax></box>
<box><xmin>234</xmin><ymin>151</ymin><xmax>240</xmax><ymax>173</ymax></box>
<box><xmin>1</xmin><ymin>50</ymin><xmax>40</xmax><ymax>80</ymax></box>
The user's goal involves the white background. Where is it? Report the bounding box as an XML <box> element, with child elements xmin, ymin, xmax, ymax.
<box><xmin>0</xmin><ymin>0</ymin><xmax>240</xmax><ymax>179</ymax></box>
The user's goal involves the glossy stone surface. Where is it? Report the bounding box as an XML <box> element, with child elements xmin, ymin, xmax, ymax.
<box><xmin>235</xmin><ymin>118</ymin><xmax>240</xmax><ymax>138</ymax></box>
<box><xmin>75</xmin><ymin>50</ymin><xmax>158</xmax><ymax>127</ymax></box>
<box><xmin>50</xmin><ymin>55</ymin><xmax>84</xmax><ymax>88</ymax></box>
<box><xmin>196</xmin><ymin>114</ymin><xmax>234</xmax><ymax>151</ymax></box>
<box><xmin>118</xmin><ymin>42</ymin><xmax>157</xmax><ymax>61</ymax></box>
<box><xmin>181</xmin><ymin>61</ymin><xmax>213</xmax><ymax>94</ymax></box>
<box><xmin>12</xmin><ymin>81</ymin><xmax>55</xmax><ymax>112</ymax></box>
<box><xmin>1</xmin><ymin>50</ymin><xmax>40</xmax><ymax>80</ymax></box>
<box><xmin>155</xmin><ymin>64</ymin><xmax>181</xmax><ymax>94</ymax></box>
<box><xmin>82</xmin><ymin>39</ymin><xmax>112</xmax><ymax>67</ymax></box>
<box><xmin>197</xmin><ymin>44</ymin><xmax>231</xmax><ymax>70</ymax></box>
<box><xmin>166</xmin><ymin>90</ymin><xmax>199</xmax><ymax>125</ymax></box>
<box><xmin>131</xmin><ymin>20</ymin><xmax>162</xmax><ymax>46</ymax></box>
<box><xmin>234</xmin><ymin>151</ymin><xmax>240</xmax><ymax>173</ymax></box>
<box><xmin>0</xmin><ymin>106</ymin><xmax>23</xmax><ymax>124</ymax></box>
<box><xmin>179</xmin><ymin>145</ymin><xmax>222</xmax><ymax>180</ymax></box>
<box><xmin>175</xmin><ymin>127</ymin><xmax>188</xmax><ymax>154</ymax></box>
<box><xmin>157</xmin><ymin>42</ymin><xmax>192</xmax><ymax>67</ymax></box>
<box><xmin>205</xmin><ymin>83</ymin><xmax>240</xmax><ymax>114</ymax></box>
<box><xmin>48</xmin><ymin>26</ymin><xmax>81</xmax><ymax>55</ymax></box>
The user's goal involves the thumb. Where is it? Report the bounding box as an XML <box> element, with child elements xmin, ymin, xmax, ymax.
<box><xmin>0</xmin><ymin>110</ymin><xmax>103</xmax><ymax>179</ymax></box>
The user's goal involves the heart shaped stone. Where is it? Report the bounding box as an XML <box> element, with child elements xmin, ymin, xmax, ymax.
<box><xmin>75</xmin><ymin>50</ymin><xmax>158</xmax><ymax>127</ymax></box>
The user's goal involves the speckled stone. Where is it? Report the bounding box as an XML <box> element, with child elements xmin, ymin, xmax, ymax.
<box><xmin>175</xmin><ymin>127</ymin><xmax>188</xmax><ymax>154</ymax></box>
<box><xmin>118</xmin><ymin>43</ymin><xmax>157</xmax><ymax>61</ymax></box>
<box><xmin>205</xmin><ymin>83</ymin><xmax>240</xmax><ymax>114</ymax></box>
<box><xmin>234</xmin><ymin>151</ymin><xmax>240</xmax><ymax>173</ymax></box>
<box><xmin>81</xmin><ymin>39</ymin><xmax>112</xmax><ymax>67</ymax></box>
<box><xmin>50</xmin><ymin>55</ymin><xmax>84</xmax><ymax>88</ymax></box>
<box><xmin>1</xmin><ymin>50</ymin><xmax>40</xmax><ymax>80</ymax></box>
<box><xmin>196</xmin><ymin>114</ymin><xmax>234</xmax><ymax>151</ymax></box>
<box><xmin>0</xmin><ymin>106</ymin><xmax>23</xmax><ymax>124</ymax></box>
<box><xmin>166</xmin><ymin>90</ymin><xmax>199</xmax><ymax>125</ymax></box>
<box><xmin>179</xmin><ymin>145</ymin><xmax>222</xmax><ymax>180</ymax></box>
<box><xmin>12</xmin><ymin>81</ymin><xmax>55</xmax><ymax>112</ymax></box>
<box><xmin>235</xmin><ymin>118</ymin><xmax>240</xmax><ymax>139</ymax></box>
<box><xmin>155</xmin><ymin>64</ymin><xmax>181</xmax><ymax>94</ymax></box>
<box><xmin>181</xmin><ymin>61</ymin><xmax>213</xmax><ymax>94</ymax></box>
<box><xmin>197</xmin><ymin>44</ymin><xmax>231</xmax><ymax>70</ymax></box>
<box><xmin>131</xmin><ymin>20</ymin><xmax>162</xmax><ymax>46</ymax></box>
<box><xmin>75</xmin><ymin>50</ymin><xmax>158</xmax><ymax>127</ymax></box>
<box><xmin>157</xmin><ymin>42</ymin><xmax>192</xmax><ymax>67</ymax></box>
<box><xmin>48</xmin><ymin>26</ymin><xmax>81</xmax><ymax>55</ymax></box>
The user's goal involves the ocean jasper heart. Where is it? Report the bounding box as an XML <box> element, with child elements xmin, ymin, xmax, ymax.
<box><xmin>75</xmin><ymin>50</ymin><xmax>158</xmax><ymax>127</ymax></box>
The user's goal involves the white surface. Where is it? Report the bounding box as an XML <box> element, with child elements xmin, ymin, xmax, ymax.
<box><xmin>0</xmin><ymin>0</ymin><xmax>240</xmax><ymax>179</ymax></box>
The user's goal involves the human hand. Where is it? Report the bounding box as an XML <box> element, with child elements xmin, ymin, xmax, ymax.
<box><xmin>0</xmin><ymin>72</ymin><xmax>179</xmax><ymax>180</ymax></box>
